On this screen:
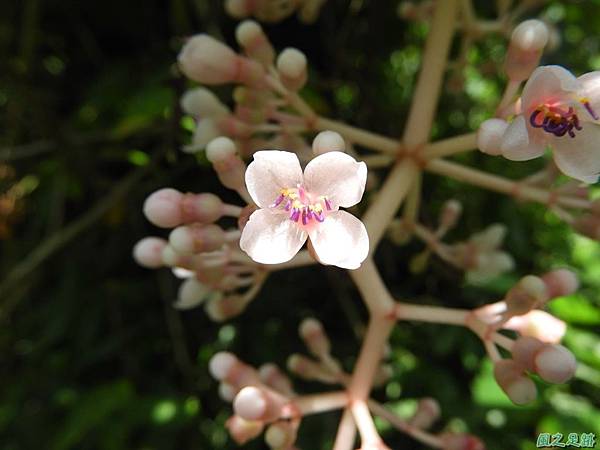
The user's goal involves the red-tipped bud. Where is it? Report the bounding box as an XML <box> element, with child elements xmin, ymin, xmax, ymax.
<box><xmin>236</xmin><ymin>20</ymin><xmax>275</xmax><ymax>65</ymax></box>
<box><xmin>541</xmin><ymin>269</ymin><xmax>579</xmax><ymax>299</ymax></box>
<box><xmin>225</xmin><ymin>415</ymin><xmax>264</xmax><ymax>445</ymax></box>
<box><xmin>493</xmin><ymin>359</ymin><xmax>537</xmax><ymax>405</ymax></box>
<box><xmin>312</xmin><ymin>131</ymin><xmax>346</xmax><ymax>155</ymax></box>
<box><xmin>477</xmin><ymin>118</ymin><xmax>509</xmax><ymax>156</ymax></box>
<box><xmin>234</xmin><ymin>386</ymin><xmax>286</xmax><ymax>422</ymax></box>
<box><xmin>277</xmin><ymin>48</ymin><xmax>308</xmax><ymax>91</ymax></box>
<box><xmin>133</xmin><ymin>237</ymin><xmax>167</xmax><ymax>268</ymax></box>
<box><xmin>174</xmin><ymin>278</ymin><xmax>212</xmax><ymax>310</ymax></box>
<box><xmin>534</xmin><ymin>344</ymin><xmax>577</xmax><ymax>384</ymax></box>
<box><xmin>206</xmin><ymin>137</ymin><xmax>247</xmax><ymax>191</ymax></box>
<box><xmin>299</xmin><ymin>318</ymin><xmax>331</xmax><ymax>359</ymax></box>
<box><xmin>409</xmin><ymin>397</ymin><xmax>441</xmax><ymax>430</ymax></box>
<box><xmin>505</xmin><ymin>20</ymin><xmax>549</xmax><ymax>81</ymax></box>
<box><xmin>169</xmin><ymin>224</ymin><xmax>226</xmax><ymax>254</ymax></box>
<box><xmin>440</xmin><ymin>433</ymin><xmax>486</xmax><ymax>450</ymax></box>
<box><xmin>259</xmin><ymin>363</ymin><xmax>295</xmax><ymax>396</ymax></box>
<box><xmin>178</xmin><ymin>34</ymin><xmax>266</xmax><ymax>87</ymax></box>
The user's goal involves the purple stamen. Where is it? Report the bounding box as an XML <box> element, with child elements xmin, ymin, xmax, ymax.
<box><xmin>531</xmin><ymin>105</ymin><xmax>583</xmax><ymax>139</ymax></box>
<box><xmin>284</xmin><ymin>198</ymin><xmax>292</xmax><ymax>211</ymax></box>
<box><xmin>272</xmin><ymin>193</ymin><xmax>284</xmax><ymax>207</ymax></box>
<box><xmin>583</xmin><ymin>101</ymin><xmax>599</xmax><ymax>120</ymax></box>
<box><xmin>324</xmin><ymin>198</ymin><xmax>332</xmax><ymax>211</ymax></box>
<box><xmin>314</xmin><ymin>211</ymin><xmax>325</xmax><ymax>222</ymax></box>
<box><xmin>301</xmin><ymin>208</ymin><xmax>308</xmax><ymax>225</ymax></box>
<box><xmin>529</xmin><ymin>109</ymin><xmax>544</xmax><ymax>128</ymax></box>
<box><xmin>290</xmin><ymin>208</ymin><xmax>300</xmax><ymax>222</ymax></box>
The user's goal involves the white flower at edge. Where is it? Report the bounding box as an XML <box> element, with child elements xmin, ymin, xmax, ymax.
<box><xmin>240</xmin><ymin>150</ymin><xmax>369</xmax><ymax>270</ymax></box>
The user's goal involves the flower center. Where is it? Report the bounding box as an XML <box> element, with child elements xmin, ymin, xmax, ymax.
<box><xmin>271</xmin><ymin>185</ymin><xmax>332</xmax><ymax>225</ymax></box>
<box><xmin>529</xmin><ymin>99</ymin><xmax>598</xmax><ymax>138</ymax></box>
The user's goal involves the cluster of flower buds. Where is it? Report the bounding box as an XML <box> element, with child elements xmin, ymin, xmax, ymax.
<box><xmin>225</xmin><ymin>0</ymin><xmax>328</xmax><ymax>24</ymax></box>
<box><xmin>133</xmin><ymin>186</ymin><xmax>266</xmax><ymax>321</ymax></box>
<box><xmin>178</xmin><ymin>24</ymin><xmax>313</xmax><ymax>161</ymax></box>
<box><xmin>493</xmin><ymin>335</ymin><xmax>577</xmax><ymax>405</ymax></box>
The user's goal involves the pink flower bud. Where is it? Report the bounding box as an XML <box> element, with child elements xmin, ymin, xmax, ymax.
<box><xmin>180</xmin><ymin>88</ymin><xmax>230</xmax><ymax>118</ymax></box>
<box><xmin>534</xmin><ymin>344</ymin><xmax>577</xmax><ymax>384</ymax></box>
<box><xmin>541</xmin><ymin>269</ymin><xmax>579</xmax><ymax>299</ymax></box>
<box><xmin>205</xmin><ymin>295</ymin><xmax>248</xmax><ymax>322</ymax></box>
<box><xmin>299</xmin><ymin>318</ymin><xmax>331</xmax><ymax>358</ymax></box>
<box><xmin>225</xmin><ymin>415</ymin><xmax>264</xmax><ymax>445</ymax></box>
<box><xmin>174</xmin><ymin>278</ymin><xmax>212</xmax><ymax>310</ymax></box>
<box><xmin>504</xmin><ymin>310</ymin><xmax>567</xmax><ymax>344</ymax></box>
<box><xmin>178</xmin><ymin>34</ymin><xmax>266</xmax><ymax>87</ymax></box>
<box><xmin>440</xmin><ymin>433</ymin><xmax>486</xmax><ymax>450</ymax></box>
<box><xmin>505</xmin><ymin>20</ymin><xmax>549</xmax><ymax>81</ymax></box>
<box><xmin>505</xmin><ymin>275</ymin><xmax>548</xmax><ymax>315</ymax></box>
<box><xmin>206</xmin><ymin>137</ymin><xmax>247</xmax><ymax>191</ymax></box>
<box><xmin>234</xmin><ymin>386</ymin><xmax>285</xmax><ymax>422</ymax></box>
<box><xmin>236</xmin><ymin>20</ymin><xmax>275</xmax><ymax>66</ymax></box>
<box><xmin>511</xmin><ymin>336</ymin><xmax>545</xmax><ymax>372</ymax></box>
<box><xmin>276</xmin><ymin>48</ymin><xmax>308</xmax><ymax>91</ymax></box>
<box><xmin>225</xmin><ymin>0</ymin><xmax>253</xmax><ymax>19</ymax></box>
<box><xmin>143</xmin><ymin>188</ymin><xmax>185</xmax><ymax>228</ymax></box>
<box><xmin>259</xmin><ymin>363</ymin><xmax>295</xmax><ymax>396</ymax></box>
<box><xmin>217</xmin><ymin>115</ymin><xmax>253</xmax><ymax>139</ymax></box>
<box><xmin>169</xmin><ymin>224</ymin><xmax>226</xmax><ymax>254</ymax></box>
<box><xmin>209</xmin><ymin>352</ymin><xmax>261</xmax><ymax>388</ymax></box>
<box><xmin>181</xmin><ymin>192</ymin><xmax>224</xmax><ymax>223</ymax></box>
<box><xmin>265</xmin><ymin>421</ymin><xmax>297</xmax><ymax>449</ymax></box>
<box><xmin>493</xmin><ymin>359</ymin><xmax>537</xmax><ymax>405</ymax></box>
<box><xmin>477</xmin><ymin>118</ymin><xmax>509</xmax><ymax>156</ymax></box>
<box><xmin>409</xmin><ymin>397</ymin><xmax>440</xmax><ymax>430</ymax></box>
<box><xmin>219</xmin><ymin>382</ymin><xmax>238</xmax><ymax>402</ymax></box>
<box><xmin>312</xmin><ymin>131</ymin><xmax>346</xmax><ymax>155</ymax></box>
<box><xmin>133</xmin><ymin>237</ymin><xmax>167</xmax><ymax>268</ymax></box>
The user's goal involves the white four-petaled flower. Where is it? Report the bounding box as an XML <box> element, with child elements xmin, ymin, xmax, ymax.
<box><xmin>240</xmin><ymin>150</ymin><xmax>369</xmax><ymax>269</ymax></box>
<box><xmin>500</xmin><ymin>65</ymin><xmax>600</xmax><ymax>183</ymax></box>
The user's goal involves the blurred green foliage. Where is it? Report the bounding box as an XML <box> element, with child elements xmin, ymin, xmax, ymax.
<box><xmin>1</xmin><ymin>1</ymin><xmax>600</xmax><ymax>449</ymax></box>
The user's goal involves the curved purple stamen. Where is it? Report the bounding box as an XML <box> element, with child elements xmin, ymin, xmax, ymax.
<box><xmin>530</xmin><ymin>105</ymin><xmax>582</xmax><ymax>139</ymax></box>
<box><xmin>583</xmin><ymin>100</ymin><xmax>599</xmax><ymax>120</ymax></box>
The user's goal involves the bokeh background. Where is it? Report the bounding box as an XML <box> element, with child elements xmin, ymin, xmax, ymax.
<box><xmin>1</xmin><ymin>1</ymin><xmax>600</xmax><ymax>449</ymax></box>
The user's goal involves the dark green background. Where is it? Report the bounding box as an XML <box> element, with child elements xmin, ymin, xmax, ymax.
<box><xmin>1</xmin><ymin>1</ymin><xmax>599</xmax><ymax>449</ymax></box>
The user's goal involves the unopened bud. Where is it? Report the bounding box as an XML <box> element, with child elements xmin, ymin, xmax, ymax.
<box><xmin>259</xmin><ymin>363</ymin><xmax>295</xmax><ymax>396</ymax></box>
<box><xmin>541</xmin><ymin>269</ymin><xmax>579</xmax><ymax>299</ymax></box>
<box><xmin>236</xmin><ymin>20</ymin><xmax>275</xmax><ymax>65</ymax></box>
<box><xmin>234</xmin><ymin>386</ymin><xmax>285</xmax><ymax>422</ymax></box>
<box><xmin>511</xmin><ymin>336</ymin><xmax>545</xmax><ymax>372</ymax></box>
<box><xmin>477</xmin><ymin>118</ymin><xmax>509</xmax><ymax>156</ymax></box>
<box><xmin>205</xmin><ymin>295</ymin><xmax>248</xmax><ymax>322</ymax></box>
<box><xmin>505</xmin><ymin>20</ymin><xmax>549</xmax><ymax>81</ymax></box>
<box><xmin>312</xmin><ymin>131</ymin><xmax>345</xmax><ymax>155</ymax></box>
<box><xmin>219</xmin><ymin>382</ymin><xmax>238</xmax><ymax>402</ymax></box>
<box><xmin>299</xmin><ymin>318</ymin><xmax>331</xmax><ymax>358</ymax></box>
<box><xmin>505</xmin><ymin>275</ymin><xmax>548</xmax><ymax>315</ymax></box>
<box><xmin>534</xmin><ymin>344</ymin><xmax>577</xmax><ymax>384</ymax></box>
<box><xmin>183</xmin><ymin>119</ymin><xmax>221</xmax><ymax>153</ymax></box>
<box><xmin>178</xmin><ymin>34</ymin><xmax>265</xmax><ymax>87</ymax></box>
<box><xmin>287</xmin><ymin>354</ymin><xmax>336</xmax><ymax>383</ymax></box>
<box><xmin>209</xmin><ymin>352</ymin><xmax>260</xmax><ymax>388</ymax></box>
<box><xmin>409</xmin><ymin>397</ymin><xmax>440</xmax><ymax>429</ymax></box>
<box><xmin>169</xmin><ymin>224</ymin><xmax>226</xmax><ymax>254</ymax></box>
<box><xmin>225</xmin><ymin>415</ymin><xmax>264</xmax><ymax>445</ymax></box>
<box><xmin>504</xmin><ymin>310</ymin><xmax>566</xmax><ymax>344</ymax></box>
<box><xmin>143</xmin><ymin>188</ymin><xmax>184</xmax><ymax>228</ymax></box>
<box><xmin>277</xmin><ymin>48</ymin><xmax>308</xmax><ymax>91</ymax></box>
<box><xmin>265</xmin><ymin>421</ymin><xmax>297</xmax><ymax>449</ymax></box>
<box><xmin>133</xmin><ymin>237</ymin><xmax>167</xmax><ymax>268</ymax></box>
<box><xmin>493</xmin><ymin>359</ymin><xmax>537</xmax><ymax>405</ymax></box>
<box><xmin>225</xmin><ymin>0</ymin><xmax>253</xmax><ymax>19</ymax></box>
<box><xmin>439</xmin><ymin>199</ymin><xmax>462</xmax><ymax>231</ymax></box>
<box><xmin>174</xmin><ymin>278</ymin><xmax>212</xmax><ymax>310</ymax></box>
<box><xmin>440</xmin><ymin>433</ymin><xmax>486</xmax><ymax>450</ymax></box>
<box><xmin>180</xmin><ymin>88</ymin><xmax>230</xmax><ymax>118</ymax></box>
<box><xmin>206</xmin><ymin>137</ymin><xmax>247</xmax><ymax>191</ymax></box>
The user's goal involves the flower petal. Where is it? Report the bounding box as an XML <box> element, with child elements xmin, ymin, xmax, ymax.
<box><xmin>240</xmin><ymin>209</ymin><xmax>307</xmax><ymax>264</ymax></box>
<box><xmin>308</xmin><ymin>210</ymin><xmax>369</xmax><ymax>270</ymax></box>
<box><xmin>522</xmin><ymin>65</ymin><xmax>580</xmax><ymax>111</ymax></box>
<box><xmin>500</xmin><ymin>115</ymin><xmax>546</xmax><ymax>161</ymax></box>
<box><xmin>551</xmin><ymin>124</ymin><xmax>600</xmax><ymax>183</ymax></box>
<box><xmin>303</xmin><ymin>151</ymin><xmax>367</xmax><ymax>208</ymax></box>
<box><xmin>577</xmin><ymin>71</ymin><xmax>600</xmax><ymax>119</ymax></box>
<box><xmin>245</xmin><ymin>150</ymin><xmax>303</xmax><ymax>208</ymax></box>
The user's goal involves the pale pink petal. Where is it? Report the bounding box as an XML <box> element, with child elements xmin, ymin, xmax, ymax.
<box><xmin>308</xmin><ymin>210</ymin><xmax>369</xmax><ymax>270</ymax></box>
<box><xmin>500</xmin><ymin>115</ymin><xmax>546</xmax><ymax>161</ymax></box>
<box><xmin>303</xmin><ymin>151</ymin><xmax>367</xmax><ymax>208</ymax></box>
<box><xmin>577</xmin><ymin>71</ymin><xmax>600</xmax><ymax>119</ymax></box>
<box><xmin>240</xmin><ymin>209</ymin><xmax>307</xmax><ymax>264</ymax></box>
<box><xmin>522</xmin><ymin>65</ymin><xmax>580</xmax><ymax>111</ymax></box>
<box><xmin>551</xmin><ymin>124</ymin><xmax>600</xmax><ymax>183</ymax></box>
<box><xmin>245</xmin><ymin>151</ymin><xmax>303</xmax><ymax>208</ymax></box>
